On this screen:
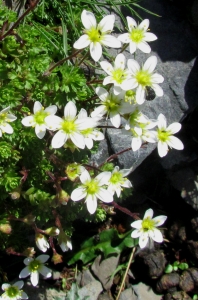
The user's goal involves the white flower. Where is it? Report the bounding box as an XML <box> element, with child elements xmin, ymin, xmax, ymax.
<box><xmin>118</xmin><ymin>17</ymin><xmax>157</xmax><ymax>54</ymax></box>
<box><xmin>19</xmin><ymin>255</ymin><xmax>51</xmax><ymax>287</ymax></box>
<box><xmin>35</xmin><ymin>234</ymin><xmax>49</xmax><ymax>253</ymax></box>
<box><xmin>123</xmin><ymin>56</ymin><xmax>164</xmax><ymax>104</ymax></box>
<box><xmin>57</xmin><ymin>229</ymin><xmax>72</xmax><ymax>252</ymax></box>
<box><xmin>71</xmin><ymin>169</ymin><xmax>113</xmax><ymax>214</ymax></box>
<box><xmin>78</xmin><ymin>108</ymin><xmax>104</xmax><ymax>149</ymax></box>
<box><xmin>45</xmin><ymin>101</ymin><xmax>96</xmax><ymax>149</ymax></box>
<box><xmin>131</xmin><ymin>208</ymin><xmax>167</xmax><ymax>248</ymax></box>
<box><xmin>73</xmin><ymin>10</ymin><xmax>121</xmax><ymax>62</ymax></box>
<box><xmin>129</xmin><ymin>127</ymin><xmax>156</xmax><ymax>151</ymax></box>
<box><xmin>125</xmin><ymin>109</ymin><xmax>157</xmax><ymax>131</ymax></box>
<box><xmin>100</xmin><ymin>53</ymin><xmax>135</xmax><ymax>95</ymax></box>
<box><xmin>107</xmin><ymin>166</ymin><xmax>132</xmax><ymax>197</ymax></box>
<box><xmin>21</xmin><ymin>101</ymin><xmax>57</xmax><ymax>139</ymax></box>
<box><xmin>91</xmin><ymin>87</ymin><xmax>135</xmax><ymax>128</ymax></box>
<box><xmin>154</xmin><ymin>113</ymin><xmax>184</xmax><ymax>157</ymax></box>
<box><xmin>0</xmin><ymin>281</ymin><xmax>28</xmax><ymax>300</ymax></box>
<box><xmin>0</xmin><ymin>107</ymin><xmax>17</xmax><ymax>137</ymax></box>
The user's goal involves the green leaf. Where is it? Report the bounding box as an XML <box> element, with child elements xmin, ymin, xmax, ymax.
<box><xmin>165</xmin><ymin>264</ymin><xmax>173</xmax><ymax>274</ymax></box>
<box><xmin>68</xmin><ymin>228</ymin><xmax>138</xmax><ymax>265</ymax></box>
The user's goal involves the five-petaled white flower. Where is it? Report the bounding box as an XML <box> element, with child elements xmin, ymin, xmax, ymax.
<box><xmin>21</xmin><ymin>101</ymin><xmax>57</xmax><ymax>139</ymax></box>
<box><xmin>91</xmin><ymin>87</ymin><xmax>134</xmax><ymax>128</ymax></box>
<box><xmin>153</xmin><ymin>113</ymin><xmax>184</xmax><ymax>157</ymax></box>
<box><xmin>78</xmin><ymin>108</ymin><xmax>104</xmax><ymax>149</ymax></box>
<box><xmin>71</xmin><ymin>169</ymin><xmax>113</xmax><ymax>214</ymax></box>
<box><xmin>0</xmin><ymin>107</ymin><xmax>17</xmax><ymax>137</ymax></box>
<box><xmin>35</xmin><ymin>234</ymin><xmax>49</xmax><ymax>253</ymax></box>
<box><xmin>19</xmin><ymin>255</ymin><xmax>52</xmax><ymax>287</ymax></box>
<box><xmin>73</xmin><ymin>10</ymin><xmax>121</xmax><ymax>62</ymax></box>
<box><xmin>118</xmin><ymin>17</ymin><xmax>157</xmax><ymax>54</ymax></box>
<box><xmin>100</xmin><ymin>53</ymin><xmax>135</xmax><ymax>95</ymax></box>
<box><xmin>122</xmin><ymin>56</ymin><xmax>164</xmax><ymax>104</ymax></box>
<box><xmin>0</xmin><ymin>281</ymin><xmax>28</xmax><ymax>300</ymax></box>
<box><xmin>107</xmin><ymin>166</ymin><xmax>132</xmax><ymax>197</ymax></box>
<box><xmin>131</xmin><ymin>208</ymin><xmax>167</xmax><ymax>249</ymax></box>
<box><xmin>45</xmin><ymin>101</ymin><xmax>96</xmax><ymax>149</ymax></box>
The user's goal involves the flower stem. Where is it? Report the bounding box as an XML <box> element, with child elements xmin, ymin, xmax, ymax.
<box><xmin>116</xmin><ymin>247</ymin><xmax>136</xmax><ymax>300</ymax></box>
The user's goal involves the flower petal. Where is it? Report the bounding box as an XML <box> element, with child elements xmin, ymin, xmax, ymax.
<box><xmin>158</xmin><ymin>114</ymin><xmax>167</xmax><ymax>130</ymax></box>
<box><xmin>73</xmin><ymin>34</ymin><xmax>90</xmax><ymax>49</ymax></box>
<box><xmin>114</xmin><ymin>53</ymin><xmax>126</xmax><ymax>70</ymax></box>
<box><xmin>45</xmin><ymin>105</ymin><xmax>57</xmax><ymax>115</ymax></box>
<box><xmin>86</xmin><ymin>194</ymin><xmax>97</xmax><ymax>214</ymax></box>
<box><xmin>35</xmin><ymin>125</ymin><xmax>46</xmax><ymax>139</ymax></box>
<box><xmin>132</xmin><ymin>136</ymin><xmax>142</xmax><ymax>151</ymax></box>
<box><xmin>37</xmin><ymin>254</ymin><xmax>50</xmax><ymax>263</ymax></box>
<box><xmin>143</xmin><ymin>56</ymin><xmax>157</xmax><ymax>73</ymax></box>
<box><xmin>21</xmin><ymin>116</ymin><xmax>34</xmax><ymax>127</ymax></box>
<box><xmin>144</xmin><ymin>208</ymin><xmax>154</xmax><ymax>219</ymax></box>
<box><xmin>127</xmin><ymin>16</ymin><xmax>137</xmax><ymax>29</ymax></box>
<box><xmin>144</xmin><ymin>32</ymin><xmax>157</xmax><ymax>42</ymax></box>
<box><xmin>81</xmin><ymin>10</ymin><xmax>96</xmax><ymax>29</ymax></box>
<box><xmin>151</xmin><ymin>73</ymin><xmax>164</xmax><ymax>84</ymax></box>
<box><xmin>131</xmin><ymin>220</ymin><xmax>142</xmax><ymax>229</ymax></box>
<box><xmin>100</xmin><ymin>61</ymin><xmax>113</xmax><ymax>76</ymax></box>
<box><xmin>24</xmin><ymin>257</ymin><xmax>34</xmax><ymax>266</ymax></box>
<box><xmin>70</xmin><ymin>132</ymin><xmax>85</xmax><ymax>149</ymax></box>
<box><xmin>129</xmin><ymin>41</ymin><xmax>137</xmax><ymax>54</ymax></box>
<box><xmin>64</xmin><ymin>101</ymin><xmax>77</xmax><ymax>119</ymax></box>
<box><xmin>110</xmin><ymin>112</ymin><xmax>121</xmax><ymax>128</ymax></box>
<box><xmin>139</xmin><ymin>232</ymin><xmax>149</xmax><ymax>248</ymax></box>
<box><xmin>127</xmin><ymin>59</ymin><xmax>140</xmax><ymax>74</ymax></box>
<box><xmin>95</xmin><ymin>171</ymin><xmax>111</xmax><ymax>186</ymax></box>
<box><xmin>96</xmin><ymin>188</ymin><xmax>113</xmax><ymax>203</ymax></box>
<box><xmin>167</xmin><ymin>136</ymin><xmax>184</xmax><ymax>150</ymax></box>
<box><xmin>45</xmin><ymin>115</ymin><xmax>62</xmax><ymax>130</ymax></box>
<box><xmin>19</xmin><ymin>266</ymin><xmax>30</xmax><ymax>279</ymax></box>
<box><xmin>39</xmin><ymin>265</ymin><xmax>52</xmax><ymax>278</ymax></box>
<box><xmin>158</xmin><ymin>140</ymin><xmax>168</xmax><ymax>157</ymax></box>
<box><xmin>51</xmin><ymin>131</ymin><xmax>67</xmax><ymax>148</ymax></box>
<box><xmin>152</xmin><ymin>84</ymin><xmax>164</xmax><ymax>96</ymax></box>
<box><xmin>33</xmin><ymin>101</ymin><xmax>42</xmax><ymax>114</ymax></box>
<box><xmin>2</xmin><ymin>284</ymin><xmax>10</xmax><ymax>291</ymax></box>
<box><xmin>118</xmin><ymin>33</ymin><xmax>130</xmax><ymax>44</ymax></box>
<box><xmin>90</xmin><ymin>42</ymin><xmax>102</xmax><ymax>62</ymax></box>
<box><xmin>99</xmin><ymin>15</ymin><xmax>115</xmax><ymax>32</ymax></box>
<box><xmin>30</xmin><ymin>271</ymin><xmax>39</xmax><ymax>286</ymax></box>
<box><xmin>13</xmin><ymin>281</ymin><xmax>24</xmax><ymax>289</ymax></box>
<box><xmin>21</xmin><ymin>291</ymin><xmax>28</xmax><ymax>299</ymax></box>
<box><xmin>137</xmin><ymin>41</ymin><xmax>151</xmax><ymax>53</ymax></box>
<box><xmin>139</xmin><ymin>19</ymin><xmax>149</xmax><ymax>31</ymax></box>
<box><xmin>167</xmin><ymin>122</ymin><xmax>181</xmax><ymax>134</ymax></box>
<box><xmin>131</xmin><ymin>229</ymin><xmax>141</xmax><ymax>238</ymax></box>
<box><xmin>101</xmin><ymin>35</ymin><xmax>121</xmax><ymax>48</ymax></box>
<box><xmin>71</xmin><ymin>187</ymin><xmax>87</xmax><ymax>201</ymax></box>
<box><xmin>150</xmin><ymin>228</ymin><xmax>163</xmax><ymax>243</ymax></box>
<box><xmin>136</xmin><ymin>85</ymin><xmax>145</xmax><ymax>104</ymax></box>
<box><xmin>153</xmin><ymin>215</ymin><xmax>167</xmax><ymax>227</ymax></box>
<box><xmin>80</xmin><ymin>169</ymin><xmax>91</xmax><ymax>183</ymax></box>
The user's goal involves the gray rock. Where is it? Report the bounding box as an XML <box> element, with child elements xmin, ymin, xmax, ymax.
<box><xmin>103</xmin><ymin>0</ymin><xmax>198</xmax><ymax>170</ymax></box>
<box><xmin>119</xmin><ymin>287</ymin><xmax>138</xmax><ymax>300</ymax></box>
<box><xmin>132</xmin><ymin>282</ymin><xmax>162</xmax><ymax>300</ymax></box>
<box><xmin>78</xmin><ymin>280</ymin><xmax>103</xmax><ymax>300</ymax></box>
<box><xmin>77</xmin><ymin>269</ymin><xmax>96</xmax><ymax>287</ymax></box>
<box><xmin>91</xmin><ymin>255</ymin><xmax>120</xmax><ymax>290</ymax></box>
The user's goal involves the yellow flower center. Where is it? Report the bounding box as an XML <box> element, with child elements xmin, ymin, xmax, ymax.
<box><xmin>142</xmin><ymin>218</ymin><xmax>155</xmax><ymax>231</ymax></box>
<box><xmin>157</xmin><ymin>129</ymin><xmax>170</xmax><ymax>142</ymax></box>
<box><xmin>61</xmin><ymin>119</ymin><xmax>77</xmax><ymax>134</ymax></box>
<box><xmin>125</xmin><ymin>90</ymin><xmax>136</xmax><ymax>104</ymax></box>
<box><xmin>85</xmin><ymin>179</ymin><xmax>99</xmax><ymax>195</ymax></box>
<box><xmin>86</xmin><ymin>27</ymin><xmax>102</xmax><ymax>43</ymax></box>
<box><xmin>6</xmin><ymin>286</ymin><xmax>20</xmax><ymax>298</ymax></box>
<box><xmin>112</xmin><ymin>68</ymin><xmax>127</xmax><ymax>84</ymax></box>
<box><xmin>135</xmin><ymin>70</ymin><xmax>151</xmax><ymax>86</ymax></box>
<box><xmin>0</xmin><ymin>112</ymin><xmax>8</xmax><ymax>125</ymax></box>
<box><xmin>109</xmin><ymin>172</ymin><xmax>125</xmax><ymax>185</ymax></box>
<box><xmin>81</xmin><ymin>128</ymin><xmax>93</xmax><ymax>136</ymax></box>
<box><xmin>130</xmin><ymin>28</ymin><xmax>144</xmax><ymax>43</ymax></box>
<box><xmin>28</xmin><ymin>259</ymin><xmax>41</xmax><ymax>271</ymax></box>
<box><xmin>34</xmin><ymin>110</ymin><xmax>49</xmax><ymax>125</ymax></box>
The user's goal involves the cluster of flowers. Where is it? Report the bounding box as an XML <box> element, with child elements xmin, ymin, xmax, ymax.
<box><xmin>0</xmin><ymin>10</ymin><xmax>176</xmax><ymax>298</ymax></box>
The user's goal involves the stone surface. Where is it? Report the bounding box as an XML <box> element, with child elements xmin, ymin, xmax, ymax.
<box><xmin>78</xmin><ymin>280</ymin><xmax>103</xmax><ymax>300</ymax></box>
<box><xmin>132</xmin><ymin>282</ymin><xmax>162</xmax><ymax>300</ymax></box>
<box><xmin>119</xmin><ymin>287</ymin><xmax>138</xmax><ymax>300</ymax></box>
<box><xmin>91</xmin><ymin>255</ymin><xmax>120</xmax><ymax>290</ymax></box>
<box><xmin>104</xmin><ymin>0</ymin><xmax>198</xmax><ymax>170</ymax></box>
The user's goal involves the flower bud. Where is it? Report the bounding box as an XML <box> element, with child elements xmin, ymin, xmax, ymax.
<box><xmin>58</xmin><ymin>229</ymin><xmax>72</xmax><ymax>252</ymax></box>
<box><xmin>45</xmin><ymin>227</ymin><xmax>60</xmax><ymax>236</ymax></box>
<box><xmin>0</xmin><ymin>222</ymin><xmax>12</xmax><ymax>234</ymax></box>
<box><xmin>51</xmin><ymin>253</ymin><xmax>63</xmax><ymax>265</ymax></box>
<box><xmin>35</xmin><ymin>233</ymin><xmax>49</xmax><ymax>252</ymax></box>
<box><xmin>57</xmin><ymin>189</ymin><xmax>69</xmax><ymax>205</ymax></box>
<box><xmin>22</xmin><ymin>247</ymin><xmax>36</xmax><ymax>257</ymax></box>
<box><xmin>22</xmin><ymin>214</ymin><xmax>36</xmax><ymax>225</ymax></box>
<box><xmin>66</xmin><ymin>162</ymin><xmax>85</xmax><ymax>181</ymax></box>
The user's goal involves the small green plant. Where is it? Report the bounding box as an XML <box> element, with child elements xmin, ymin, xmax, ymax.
<box><xmin>165</xmin><ymin>261</ymin><xmax>189</xmax><ymax>273</ymax></box>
